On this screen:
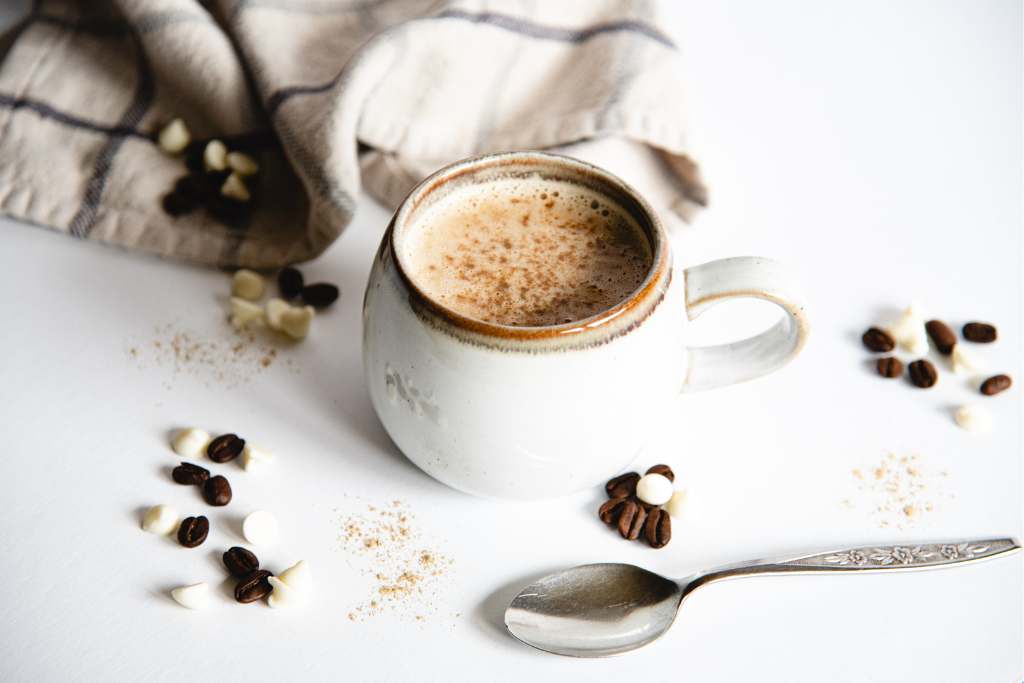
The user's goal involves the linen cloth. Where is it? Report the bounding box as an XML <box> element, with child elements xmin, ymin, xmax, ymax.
<box><xmin>0</xmin><ymin>0</ymin><xmax>706</xmax><ymax>267</ymax></box>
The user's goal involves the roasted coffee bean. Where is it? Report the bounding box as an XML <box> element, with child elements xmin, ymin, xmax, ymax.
<box><xmin>223</xmin><ymin>546</ymin><xmax>260</xmax><ymax>577</ymax></box>
<box><xmin>644</xmin><ymin>507</ymin><xmax>672</xmax><ymax>549</ymax></box>
<box><xmin>876</xmin><ymin>356</ymin><xmax>903</xmax><ymax>378</ymax></box>
<box><xmin>183</xmin><ymin>140</ymin><xmax>207</xmax><ymax>172</ymax></box>
<box><xmin>301</xmin><ymin>283</ymin><xmax>340</xmax><ymax>308</ymax></box>
<box><xmin>908</xmin><ymin>359</ymin><xmax>938</xmax><ymax>388</ymax></box>
<box><xmin>203</xmin><ymin>475</ymin><xmax>232</xmax><ymax>506</ymax></box>
<box><xmin>207</xmin><ymin>193</ymin><xmax>252</xmax><ymax>228</ymax></box>
<box><xmin>278</xmin><ymin>266</ymin><xmax>305</xmax><ymax>299</ymax></box>
<box><xmin>172</xmin><ymin>461</ymin><xmax>210</xmax><ymax>486</ymax></box>
<box><xmin>235</xmin><ymin>569</ymin><xmax>274</xmax><ymax>603</ymax></box>
<box><xmin>862</xmin><ymin>327</ymin><xmax>895</xmax><ymax>353</ymax></box>
<box><xmin>925</xmin><ymin>320</ymin><xmax>957</xmax><ymax>355</ymax></box>
<box><xmin>616</xmin><ymin>499</ymin><xmax>647</xmax><ymax>541</ymax></box>
<box><xmin>161</xmin><ymin>191</ymin><xmax>198</xmax><ymax>217</ymax></box>
<box><xmin>963</xmin><ymin>322</ymin><xmax>997</xmax><ymax>343</ymax></box>
<box><xmin>645</xmin><ymin>464</ymin><xmax>675</xmax><ymax>482</ymax></box>
<box><xmin>604</xmin><ymin>472</ymin><xmax>640</xmax><ymax>499</ymax></box>
<box><xmin>177</xmin><ymin>516</ymin><xmax>209</xmax><ymax>548</ymax></box>
<box><xmin>598</xmin><ymin>496</ymin><xmax>631</xmax><ymax>525</ymax></box>
<box><xmin>980</xmin><ymin>374</ymin><xmax>1012</xmax><ymax>396</ymax></box>
<box><xmin>207</xmin><ymin>433</ymin><xmax>245</xmax><ymax>463</ymax></box>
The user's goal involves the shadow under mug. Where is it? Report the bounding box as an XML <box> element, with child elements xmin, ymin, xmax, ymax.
<box><xmin>363</xmin><ymin>151</ymin><xmax>808</xmax><ymax>499</ymax></box>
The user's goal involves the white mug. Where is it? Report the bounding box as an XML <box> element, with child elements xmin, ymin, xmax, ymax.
<box><xmin>363</xmin><ymin>152</ymin><xmax>808</xmax><ymax>499</ymax></box>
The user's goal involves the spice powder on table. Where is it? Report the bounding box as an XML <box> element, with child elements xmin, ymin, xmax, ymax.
<box><xmin>841</xmin><ymin>452</ymin><xmax>954</xmax><ymax>530</ymax></box>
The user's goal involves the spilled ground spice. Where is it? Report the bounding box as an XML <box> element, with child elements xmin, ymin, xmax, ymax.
<box><xmin>125</xmin><ymin>323</ymin><xmax>295</xmax><ymax>388</ymax></box>
<box><xmin>335</xmin><ymin>499</ymin><xmax>455</xmax><ymax>624</ymax></box>
<box><xmin>841</xmin><ymin>452</ymin><xmax>953</xmax><ymax>530</ymax></box>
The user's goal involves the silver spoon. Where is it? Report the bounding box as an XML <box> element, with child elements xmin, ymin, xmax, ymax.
<box><xmin>505</xmin><ymin>537</ymin><xmax>1019</xmax><ymax>657</ymax></box>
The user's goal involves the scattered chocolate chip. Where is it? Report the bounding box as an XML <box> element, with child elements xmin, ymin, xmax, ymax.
<box><xmin>177</xmin><ymin>516</ymin><xmax>209</xmax><ymax>548</ymax></box>
<box><xmin>223</xmin><ymin>546</ymin><xmax>260</xmax><ymax>578</ymax></box>
<box><xmin>963</xmin><ymin>322</ymin><xmax>997</xmax><ymax>343</ymax></box>
<box><xmin>908</xmin><ymin>359</ymin><xmax>938</xmax><ymax>388</ymax></box>
<box><xmin>925</xmin><ymin>320</ymin><xmax>957</xmax><ymax>355</ymax></box>
<box><xmin>604</xmin><ymin>472</ymin><xmax>640</xmax><ymax>499</ymax></box>
<box><xmin>980</xmin><ymin>374</ymin><xmax>1012</xmax><ymax>396</ymax></box>
<box><xmin>616</xmin><ymin>499</ymin><xmax>647</xmax><ymax>540</ymax></box>
<box><xmin>207</xmin><ymin>433</ymin><xmax>245</xmax><ymax>463</ymax></box>
<box><xmin>278</xmin><ymin>266</ymin><xmax>304</xmax><ymax>299</ymax></box>
<box><xmin>645</xmin><ymin>464</ymin><xmax>674</xmax><ymax>482</ymax></box>
<box><xmin>301</xmin><ymin>283</ymin><xmax>339</xmax><ymax>308</ymax></box>
<box><xmin>234</xmin><ymin>569</ymin><xmax>273</xmax><ymax>603</ymax></box>
<box><xmin>876</xmin><ymin>356</ymin><xmax>903</xmax><ymax>378</ymax></box>
<box><xmin>203</xmin><ymin>475</ymin><xmax>232</xmax><ymax>506</ymax></box>
<box><xmin>183</xmin><ymin>140</ymin><xmax>207</xmax><ymax>172</ymax></box>
<box><xmin>862</xmin><ymin>327</ymin><xmax>895</xmax><ymax>353</ymax></box>
<box><xmin>172</xmin><ymin>462</ymin><xmax>210</xmax><ymax>486</ymax></box>
<box><xmin>643</xmin><ymin>507</ymin><xmax>672</xmax><ymax>549</ymax></box>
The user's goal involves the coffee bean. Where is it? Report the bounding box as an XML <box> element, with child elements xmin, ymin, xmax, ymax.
<box><xmin>172</xmin><ymin>462</ymin><xmax>210</xmax><ymax>486</ymax></box>
<box><xmin>301</xmin><ymin>283</ymin><xmax>339</xmax><ymax>308</ymax></box>
<box><xmin>862</xmin><ymin>327</ymin><xmax>895</xmax><ymax>353</ymax></box>
<box><xmin>278</xmin><ymin>267</ymin><xmax>304</xmax><ymax>299</ymax></box>
<box><xmin>223</xmin><ymin>546</ymin><xmax>260</xmax><ymax>578</ymax></box>
<box><xmin>617</xmin><ymin>499</ymin><xmax>647</xmax><ymax>540</ymax></box>
<box><xmin>598</xmin><ymin>496</ymin><xmax>630</xmax><ymax>525</ymax></box>
<box><xmin>980</xmin><ymin>374</ymin><xmax>1012</xmax><ymax>396</ymax></box>
<box><xmin>963</xmin><ymin>322</ymin><xmax>997</xmax><ymax>343</ymax></box>
<box><xmin>876</xmin><ymin>356</ymin><xmax>903</xmax><ymax>378</ymax></box>
<box><xmin>161</xmin><ymin>191</ymin><xmax>197</xmax><ymax>217</ymax></box>
<box><xmin>908</xmin><ymin>359</ymin><xmax>938</xmax><ymax>388</ymax></box>
<box><xmin>644</xmin><ymin>507</ymin><xmax>672</xmax><ymax>549</ymax></box>
<box><xmin>925</xmin><ymin>320</ymin><xmax>957</xmax><ymax>355</ymax></box>
<box><xmin>235</xmin><ymin>569</ymin><xmax>274</xmax><ymax>603</ymax></box>
<box><xmin>645</xmin><ymin>464</ymin><xmax>675</xmax><ymax>482</ymax></box>
<box><xmin>203</xmin><ymin>475</ymin><xmax>232</xmax><ymax>506</ymax></box>
<box><xmin>207</xmin><ymin>434</ymin><xmax>245</xmax><ymax>463</ymax></box>
<box><xmin>177</xmin><ymin>516</ymin><xmax>209</xmax><ymax>548</ymax></box>
<box><xmin>604</xmin><ymin>472</ymin><xmax>640</xmax><ymax>499</ymax></box>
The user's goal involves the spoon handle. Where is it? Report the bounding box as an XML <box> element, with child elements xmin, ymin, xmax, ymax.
<box><xmin>686</xmin><ymin>538</ymin><xmax>1019</xmax><ymax>593</ymax></box>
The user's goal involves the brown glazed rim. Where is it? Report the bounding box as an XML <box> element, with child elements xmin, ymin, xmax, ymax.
<box><xmin>389</xmin><ymin>151</ymin><xmax>670</xmax><ymax>342</ymax></box>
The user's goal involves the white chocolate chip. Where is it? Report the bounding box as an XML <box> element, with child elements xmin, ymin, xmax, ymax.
<box><xmin>157</xmin><ymin>118</ymin><xmax>190</xmax><ymax>154</ymax></box>
<box><xmin>241</xmin><ymin>444</ymin><xmax>273</xmax><ymax>473</ymax></box>
<box><xmin>954</xmin><ymin>404</ymin><xmax>993</xmax><ymax>434</ymax></box>
<box><xmin>951</xmin><ymin>345</ymin><xmax>983</xmax><ymax>375</ymax></box>
<box><xmin>265</xmin><ymin>298</ymin><xmax>289</xmax><ymax>331</ymax></box>
<box><xmin>171</xmin><ymin>428</ymin><xmax>211</xmax><ymax>459</ymax></box>
<box><xmin>277</xmin><ymin>560</ymin><xmax>311</xmax><ymax>593</ymax></box>
<box><xmin>635</xmin><ymin>473</ymin><xmax>673</xmax><ymax>506</ymax></box>
<box><xmin>230</xmin><ymin>297</ymin><xmax>265</xmax><ymax>330</ymax></box>
<box><xmin>665</xmin><ymin>489</ymin><xmax>687</xmax><ymax>518</ymax></box>
<box><xmin>171</xmin><ymin>582</ymin><xmax>210</xmax><ymax>610</ymax></box>
<box><xmin>221</xmin><ymin>172</ymin><xmax>250</xmax><ymax>202</ymax></box>
<box><xmin>227</xmin><ymin>151</ymin><xmax>259</xmax><ymax>176</ymax></box>
<box><xmin>242</xmin><ymin>510</ymin><xmax>279</xmax><ymax>546</ymax></box>
<box><xmin>886</xmin><ymin>304</ymin><xmax>928</xmax><ymax>354</ymax></box>
<box><xmin>231</xmin><ymin>269</ymin><xmax>264</xmax><ymax>300</ymax></box>
<box><xmin>203</xmin><ymin>140</ymin><xmax>227</xmax><ymax>171</ymax></box>
<box><xmin>142</xmin><ymin>504</ymin><xmax>179</xmax><ymax>535</ymax></box>
<box><xmin>902</xmin><ymin>329</ymin><xmax>929</xmax><ymax>356</ymax></box>
<box><xmin>279</xmin><ymin>305</ymin><xmax>315</xmax><ymax>340</ymax></box>
<box><xmin>267</xmin><ymin>576</ymin><xmax>304</xmax><ymax>608</ymax></box>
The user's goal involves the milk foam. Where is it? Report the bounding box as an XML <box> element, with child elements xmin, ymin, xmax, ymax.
<box><xmin>402</xmin><ymin>176</ymin><xmax>652</xmax><ymax>327</ymax></box>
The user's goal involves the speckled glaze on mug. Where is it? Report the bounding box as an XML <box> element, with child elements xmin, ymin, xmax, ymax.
<box><xmin>363</xmin><ymin>152</ymin><xmax>808</xmax><ymax>499</ymax></box>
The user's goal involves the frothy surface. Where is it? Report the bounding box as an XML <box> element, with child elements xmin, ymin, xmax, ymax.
<box><xmin>402</xmin><ymin>177</ymin><xmax>652</xmax><ymax>327</ymax></box>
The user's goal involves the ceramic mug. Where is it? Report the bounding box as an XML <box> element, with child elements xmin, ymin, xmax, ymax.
<box><xmin>363</xmin><ymin>152</ymin><xmax>808</xmax><ymax>499</ymax></box>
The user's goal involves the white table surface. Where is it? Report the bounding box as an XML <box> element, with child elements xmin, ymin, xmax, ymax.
<box><xmin>1</xmin><ymin>2</ymin><xmax>1021</xmax><ymax>682</ymax></box>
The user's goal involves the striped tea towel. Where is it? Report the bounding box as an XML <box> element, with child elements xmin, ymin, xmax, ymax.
<box><xmin>0</xmin><ymin>0</ymin><xmax>707</xmax><ymax>268</ymax></box>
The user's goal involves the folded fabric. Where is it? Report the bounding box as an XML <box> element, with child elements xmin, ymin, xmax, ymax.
<box><xmin>0</xmin><ymin>0</ymin><xmax>707</xmax><ymax>268</ymax></box>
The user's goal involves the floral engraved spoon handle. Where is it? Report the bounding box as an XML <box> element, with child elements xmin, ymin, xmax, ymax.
<box><xmin>683</xmin><ymin>538</ymin><xmax>1020</xmax><ymax>594</ymax></box>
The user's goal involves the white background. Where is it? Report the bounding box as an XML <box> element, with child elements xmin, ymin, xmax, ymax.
<box><xmin>0</xmin><ymin>2</ymin><xmax>1021</xmax><ymax>682</ymax></box>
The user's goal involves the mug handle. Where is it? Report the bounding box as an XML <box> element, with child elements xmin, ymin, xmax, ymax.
<box><xmin>682</xmin><ymin>256</ymin><xmax>809</xmax><ymax>391</ymax></box>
